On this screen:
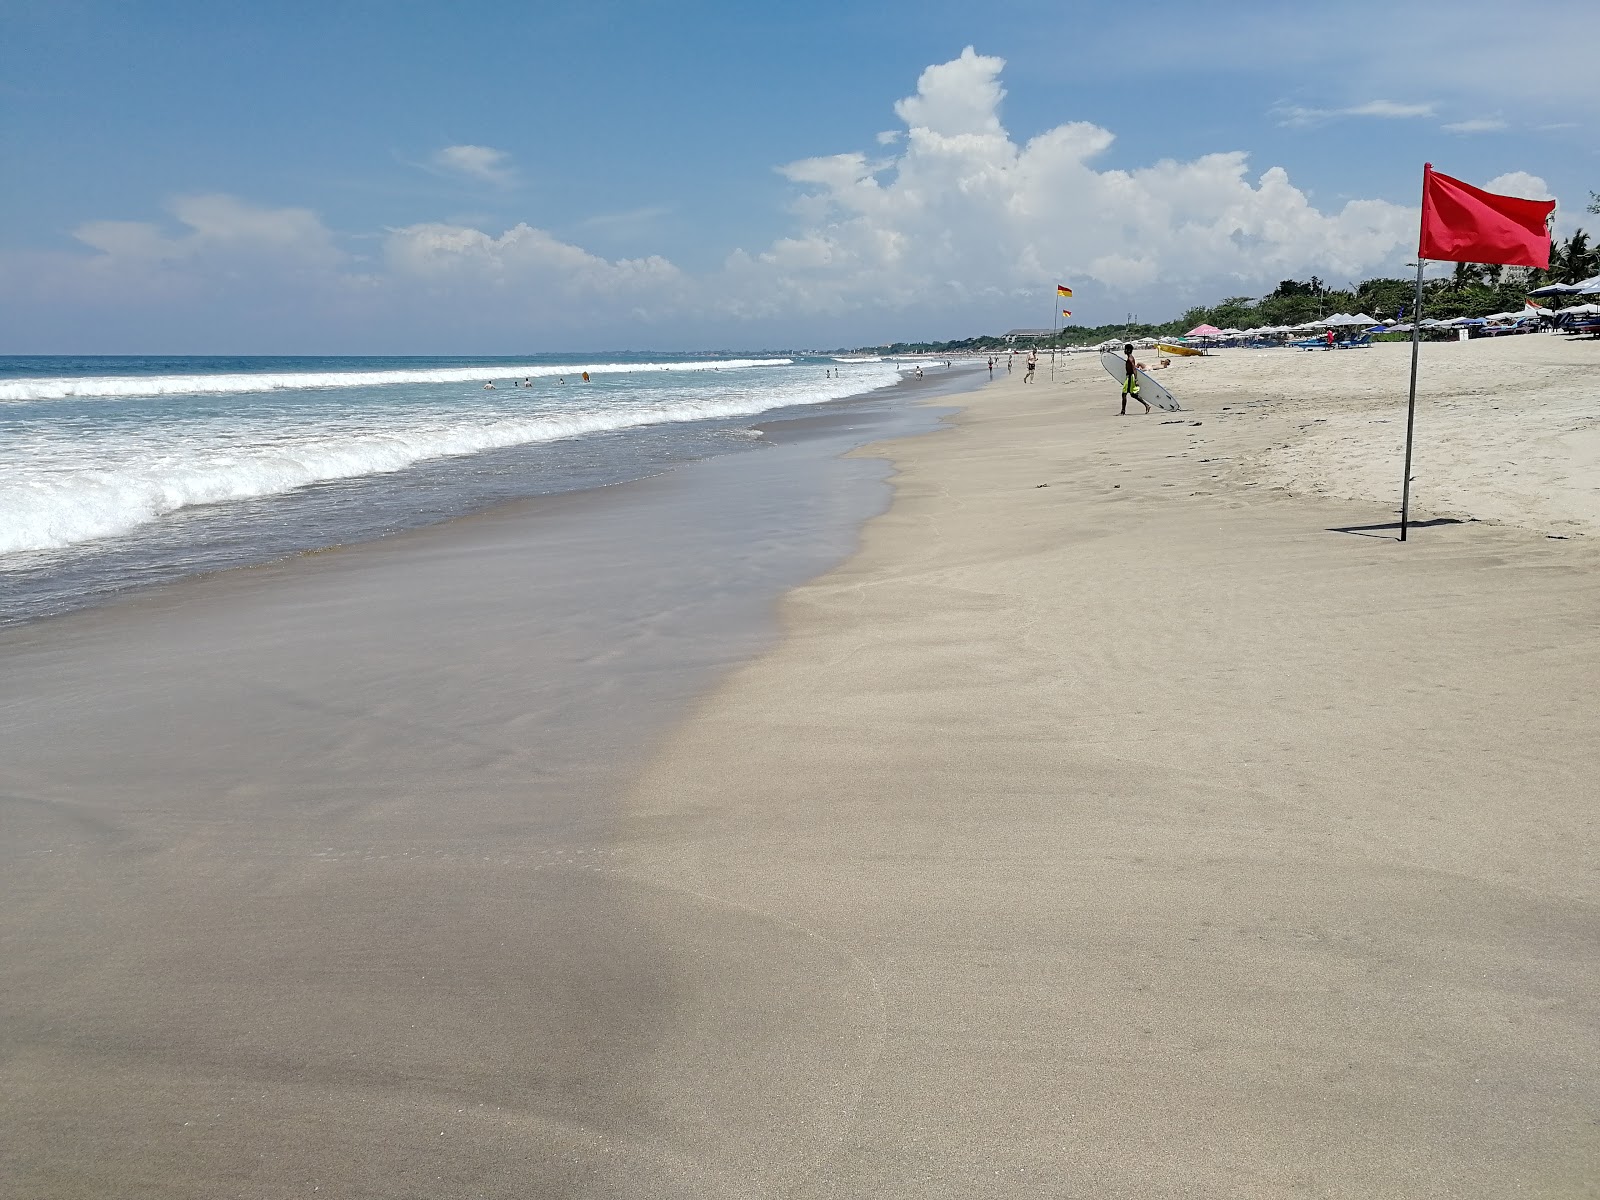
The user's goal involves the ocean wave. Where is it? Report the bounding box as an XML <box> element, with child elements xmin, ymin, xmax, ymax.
<box><xmin>0</xmin><ymin>371</ymin><xmax>894</xmax><ymax>556</ymax></box>
<box><xmin>0</xmin><ymin>358</ymin><xmax>794</xmax><ymax>403</ymax></box>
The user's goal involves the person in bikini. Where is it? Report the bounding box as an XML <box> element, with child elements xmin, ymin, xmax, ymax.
<box><xmin>1120</xmin><ymin>344</ymin><xmax>1152</xmax><ymax>415</ymax></box>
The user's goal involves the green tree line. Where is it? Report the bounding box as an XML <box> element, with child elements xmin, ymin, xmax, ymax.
<box><xmin>853</xmin><ymin>227</ymin><xmax>1598</xmax><ymax>354</ymax></box>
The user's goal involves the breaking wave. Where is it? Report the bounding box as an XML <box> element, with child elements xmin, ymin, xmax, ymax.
<box><xmin>0</xmin><ymin>371</ymin><xmax>890</xmax><ymax>556</ymax></box>
<box><xmin>0</xmin><ymin>358</ymin><xmax>794</xmax><ymax>403</ymax></box>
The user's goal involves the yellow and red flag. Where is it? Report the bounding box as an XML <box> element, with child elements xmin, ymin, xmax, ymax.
<box><xmin>1061</xmin><ymin>309</ymin><xmax>1072</xmax><ymax>318</ymax></box>
<box><xmin>1056</xmin><ymin>284</ymin><xmax>1073</xmax><ymax>298</ymax></box>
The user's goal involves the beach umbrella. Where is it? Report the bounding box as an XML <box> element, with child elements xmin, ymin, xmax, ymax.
<box><xmin>1529</xmin><ymin>274</ymin><xmax>1600</xmax><ymax>297</ymax></box>
<box><xmin>1185</xmin><ymin>323</ymin><xmax>1224</xmax><ymax>337</ymax></box>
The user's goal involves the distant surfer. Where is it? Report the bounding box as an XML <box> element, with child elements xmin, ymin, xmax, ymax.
<box><xmin>581</xmin><ymin>371</ymin><xmax>590</xmax><ymax>382</ymax></box>
<box><xmin>1120</xmin><ymin>344</ymin><xmax>1152</xmax><ymax>415</ymax></box>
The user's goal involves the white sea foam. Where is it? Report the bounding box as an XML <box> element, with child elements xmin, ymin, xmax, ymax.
<box><xmin>0</xmin><ymin>358</ymin><xmax>793</xmax><ymax>403</ymax></box>
<box><xmin>0</xmin><ymin>367</ymin><xmax>897</xmax><ymax>556</ymax></box>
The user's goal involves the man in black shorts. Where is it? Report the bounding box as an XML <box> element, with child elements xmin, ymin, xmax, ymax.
<box><xmin>1120</xmin><ymin>344</ymin><xmax>1152</xmax><ymax>415</ymax></box>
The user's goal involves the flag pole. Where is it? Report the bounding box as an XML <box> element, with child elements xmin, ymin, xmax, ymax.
<box><xmin>1051</xmin><ymin>291</ymin><xmax>1058</xmax><ymax>380</ymax></box>
<box><xmin>1399</xmin><ymin>255</ymin><xmax>1426</xmax><ymax>542</ymax></box>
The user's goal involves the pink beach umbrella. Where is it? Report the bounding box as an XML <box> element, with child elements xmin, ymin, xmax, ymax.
<box><xmin>1185</xmin><ymin>324</ymin><xmax>1224</xmax><ymax>337</ymax></box>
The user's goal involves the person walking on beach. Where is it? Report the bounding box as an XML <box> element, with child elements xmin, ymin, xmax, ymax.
<box><xmin>987</xmin><ymin>357</ymin><xmax>995</xmax><ymax>377</ymax></box>
<box><xmin>1120</xmin><ymin>343</ymin><xmax>1152</xmax><ymax>415</ymax></box>
<box><xmin>1024</xmin><ymin>349</ymin><xmax>1038</xmax><ymax>383</ymax></box>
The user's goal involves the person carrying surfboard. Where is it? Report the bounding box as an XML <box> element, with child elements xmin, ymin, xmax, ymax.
<box><xmin>1121</xmin><ymin>344</ymin><xmax>1152</xmax><ymax>415</ymax></box>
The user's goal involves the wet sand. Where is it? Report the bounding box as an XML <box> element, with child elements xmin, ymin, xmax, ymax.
<box><xmin>0</xmin><ymin>378</ymin><xmax>963</xmax><ymax>1199</ymax></box>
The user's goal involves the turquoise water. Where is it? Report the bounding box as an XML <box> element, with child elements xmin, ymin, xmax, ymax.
<box><xmin>0</xmin><ymin>353</ymin><xmax>913</xmax><ymax>623</ymax></box>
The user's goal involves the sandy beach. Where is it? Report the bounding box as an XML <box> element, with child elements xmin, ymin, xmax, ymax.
<box><xmin>4</xmin><ymin>336</ymin><xmax>1598</xmax><ymax>1196</ymax></box>
<box><xmin>610</xmin><ymin>334</ymin><xmax>1600</xmax><ymax>1195</ymax></box>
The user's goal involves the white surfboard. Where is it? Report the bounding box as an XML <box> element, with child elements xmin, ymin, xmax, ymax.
<box><xmin>1099</xmin><ymin>351</ymin><xmax>1180</xmax><ymax>412</ymax></box>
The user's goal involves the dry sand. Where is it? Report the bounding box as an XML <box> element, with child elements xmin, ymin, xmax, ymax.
<box><xmin>1160</xmin><ymin>333</ymin><xmax>1600</xmax><ymax>536</ymax></box>
<box><xmin>4</xmin><ymin>336</ymin><xmax>1597</xmax><ymax>1197</ymax></box>
<box><xmin>606</xmin><ymin>334</ymin><xmax>1600</xmax><ymax>1196</ymax></box>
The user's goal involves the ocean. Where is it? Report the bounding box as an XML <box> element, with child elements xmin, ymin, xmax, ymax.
<box><xmin>0</xmin><ymin>352</ymin><xmax>930</xmax><ymax>625</ymax></box>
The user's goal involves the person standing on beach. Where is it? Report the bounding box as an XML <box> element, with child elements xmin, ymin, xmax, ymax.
<box><xmin>1024</xmin><ymin>349</ymin><xmax>1038</xmax><ymax>383</ymax></box>
<box><xmin>987</xmin><ymin>357</ymin><xmax>994</xmax><ymax>377</ymax></box>
<box><xmin>1120</xmin><ymin>343</ymin><xmax>1152</xmax><ymax>415</ymax></box>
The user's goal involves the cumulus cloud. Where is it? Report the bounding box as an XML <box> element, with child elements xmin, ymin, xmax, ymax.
<box><xmin>711</xmin><ymin>48</ymin><xmax>1414</xmax><ymax>319</ymax></box>
<box><xmin>1278</xmin><ymin>99</ymin><xmax>1436</xmax><ymax>127</ymax></box>
<box><xmin>1482</xmin><ymin>172</ymin><xmax>1553</xmax><ymax>201</ymax></box>
<box><xmin>74</xmin><ymin>194</ymin><xmax>342</xmax><ymax>266</ymax></box>
<box><xmin>431</xmin><ymin>144</ymin><xmax>515</xmax><ymax>184</ymax></box>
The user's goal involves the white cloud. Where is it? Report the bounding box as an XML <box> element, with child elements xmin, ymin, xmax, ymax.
<box><xmin>73</xmin><ymin>194</ymin><xmax>342</xmax><ymax>268</ymax></box>
<box><xmin>1482</xmin><ymin>172</ymin><xmax>1553</xmax><ymax>201</ymax></box>
<box><xmin>1278</xmin><ymin>99</ymin><xmax>1436</xmax><ymax>127</ymax></box>
<box><xmin>384</xmin><ymin>221</ymin><xmax>681</xmax><ymax>296</ymax></box>
<box><xmin>875</xmin><ymin>130</ymin><xmax>901</xmax><ymax>146</ymax></box>
<box><xmin>1443</xmin><ymin>118</ymin><xmax>1509</xmax><ymax>134</ymax></box>
<box><xmin>1348</xmin><ymin>100</ymin><xmax>1436</xmax><ymax>119</ymax></box>
<box><xmin>712</xmin><ymin>48</ymin><xmax>1414</xmax><ymax>318</ymax></box>
<box><xmin>431</xmin><ymin>144</ymin><xmax>515</xmax><ymax>185</ymax></box>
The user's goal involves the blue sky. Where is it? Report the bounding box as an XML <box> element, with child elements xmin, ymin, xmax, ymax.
<box><xmin>2</xmin><ymin>0</ymin><xmax>1595</xmax><ymax>352</ymax></box>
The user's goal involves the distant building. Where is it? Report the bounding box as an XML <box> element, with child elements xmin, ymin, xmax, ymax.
<box><xmin>1499</xmin><ymin>265</ymin><xmax>1534</xmax><ymax>286</ymax></box>
<box><xmin>1003</xmin><ymin>328</ymin><xmax>1055</xmax><ymax>342</ymax></box>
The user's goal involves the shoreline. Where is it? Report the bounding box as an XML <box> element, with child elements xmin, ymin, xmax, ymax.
<box><xmin>0</xmin><ymin>359</ymin><xmax>980</xmax><ymax>629</ymax></box>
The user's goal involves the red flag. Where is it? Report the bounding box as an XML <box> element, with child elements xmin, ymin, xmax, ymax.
<box><xmin>1418</xmin><ymin>163</ymin><xmax>1554</xmax><ymax>268</ymax></box>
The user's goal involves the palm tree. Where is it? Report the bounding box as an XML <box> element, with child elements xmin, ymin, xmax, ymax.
<box><xmin>1551</xmin><ymin>229</ymin><xmax>1595</xmax><ymax>284</ymax></box>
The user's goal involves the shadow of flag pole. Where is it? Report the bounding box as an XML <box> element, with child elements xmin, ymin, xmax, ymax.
<box><xmin>1399</xmin><ymin>163</ymin><xmax>1556</xmax><ymax>543</ymax></box>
